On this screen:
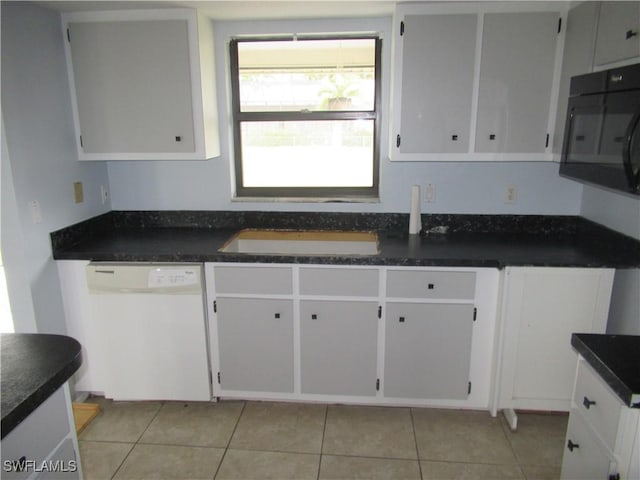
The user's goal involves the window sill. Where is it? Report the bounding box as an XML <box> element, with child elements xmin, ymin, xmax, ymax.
<box><xmin>231</xmin><ymin>196</ymin><xmax>381</xmax><ymax>204</ymax></box>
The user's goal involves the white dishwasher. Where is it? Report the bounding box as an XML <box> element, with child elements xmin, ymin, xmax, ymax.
<box><xmin>86</xmin><ymin>263</ymin><xmax>211</xmax><ymax>401</ymax></box>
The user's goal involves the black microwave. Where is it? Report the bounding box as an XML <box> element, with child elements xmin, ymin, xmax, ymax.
<box><xmin>560</xmin><ymin>63</ymin><xmax>640</xmax><ymax>195</ymax></box>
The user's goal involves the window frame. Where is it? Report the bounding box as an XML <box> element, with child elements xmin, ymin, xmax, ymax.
<box><xmin>229</xmin><ymin>34</ymin><xmax>382</xmax><ymax>199</ymax></box>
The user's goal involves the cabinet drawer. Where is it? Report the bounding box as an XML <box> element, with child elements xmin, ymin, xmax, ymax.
<box><xmin>573</xmin><ymin>360</ymin><xmax>622</xmax><ymax>451</ymax></box>
<box><xmin>561</xmin><ymin>408</ymin><xmax>613</xmax><ymax>480</ymax></box>
<box><xmin>386</xmin><ymin>270</ymin><xmax>476</xmax><ymax>299</ymax></box>
<box><xmin>299</xmin><ymin>267</ymin><xmax>379</xmax><ymax>297</ymax></box>
<box><xmin>214</xmin><ymin>266</ymin><xmax>292</xmax><ymax>295</ymax></box>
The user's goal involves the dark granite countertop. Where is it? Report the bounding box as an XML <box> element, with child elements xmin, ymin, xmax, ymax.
<box><xmin>50</xmin><ymin>211</ymin><xmax>640</xmax><ymax>268</ymax></box>
<box><xmin>1</xmin><ymin>334</ymin><xmax>82</xmax><ymax>439</ymax></box>
<box><xmin>571</xmin><ymin>334</ymin><xmax>640</xmax><ymax>408</ymax></box>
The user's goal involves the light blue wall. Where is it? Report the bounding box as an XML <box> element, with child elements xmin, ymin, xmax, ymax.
<box><xmin>580</xmin><ymin>185</ymin><xmax>640</xmax><ymax>240</ymax></box>
<box><xmin>1</xmin><ymin>2</ymin><xmax>110</xmax><ymax>333</ymax></box>
<box><xmin>580</xmin><ymin>184</ymin><xmax>640</xmax><ymax>335</ymax></box>
<box><xmin>108</xmin><ymin>16</ymin><xmax>584</xmax><ymax>215</ymax></box>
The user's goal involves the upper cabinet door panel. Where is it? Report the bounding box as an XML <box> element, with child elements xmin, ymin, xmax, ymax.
<box><xmin>594</xmin><ymin>1</ymin><xmax>640</xmax><ymax>67</ymax></box>
<box><xmin>69</xmin><ymin>20</ymin><xmax>195</xmax><ymax>154</ymax></box>
<box><xmin>475</xmin><ymin>12</ymin><xmax>559</xmax><ymax>153</ymax></box>
<box><xmin>63</xmin><ymin>9</ymin><xmax>220</xmax><ymax>161</ymax></box>
<box><xmin>398</xmin><ymin>14</ymin><xmax>477</xmax><ymax>154</ymax></box>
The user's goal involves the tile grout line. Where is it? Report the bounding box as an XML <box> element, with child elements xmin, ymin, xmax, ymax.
<box><xmin>316</xmin><ymin>404</ymin><xmax>329</xmax><ymax>480</ymax></box>
<box><xmin>211</xmin><ymin>400</ymin><xmax>247</xmax><ymax>480</ymax></box>
<box><xmin>80</xmin><ymin>399</ymin><xmax>566</xmax><ymax>479</ymax></box>
<box><xmin>409</xmin><ymin>408</ymin><xmax>425</xmax><ymax>480</ymax></box>
<box><xmin>497</xmin><ymin>412</ymin><xmax>528</xmax><ymax>479</ymax></box>
<box><xmin>109</xmin><ymin>400</ymin><xmax>165</xmax><ymax>480</ymax></box>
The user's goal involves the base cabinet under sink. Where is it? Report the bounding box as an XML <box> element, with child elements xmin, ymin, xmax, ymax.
<box><xmin>300</xmin><ymin>300</ymin><xmax>379</xmax><ymax>397</ymax></box>
<box><xmin>205</xmin><ymin>263</ymin><xmax>500</xmax><ymax>409</ymax></box>
<box><xmin>216</xmin><ymin>297</ymin><xmax>294</xmax><ymax>393</ymax></box>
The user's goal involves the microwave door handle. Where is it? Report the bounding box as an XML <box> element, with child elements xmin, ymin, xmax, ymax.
<box><xmin>623</xmin><ymin>110</ymin><xmax>640</xmax><ymax>193</ymax></box>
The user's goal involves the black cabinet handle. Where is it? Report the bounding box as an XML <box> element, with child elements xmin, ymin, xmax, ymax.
<box><xmin>427</xmin><ymin>283</ymin><xmax>435</xmax><ymax>290</ymax></box>
<box><xmin>311</xmin><ymin>314</ymin><xmax>318</xmax><ymax>320</ymax></box>
<box><xmin>626</xmin><ymin>29</ymin><xmax>638</xmax><ymax>39</ymax></box>
<box><xmin>451</xmin><ymin>134</ymin><xmax>458</xmax><ymax>141</ymax></box>
<box><xmin>567</xmin><ymin>439</ymin><xmax>579</xmax><ymax>452</ymax></box>
<box><xmin>399</xmin><ymin>316</ymin><xmax>405</xmax><ymax>323</ymax></box>
<box><xmin>274</xmin><ymin>313</ymin><xmax>280</xmax><ymax>319</ymax></box>
<box><xmin>489</xmin><ymin>134</ymin><xmax>496</xmax><ymax>140</ymax></box>
<box><xmin>583</xmin><ymin>396</ymin><xmax>596</xmax><ymax>409</ymax></box>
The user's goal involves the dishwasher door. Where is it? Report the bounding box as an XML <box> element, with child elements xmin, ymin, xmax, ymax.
<box><xmin>86</xmin><ymin>263</ymin><xmax>211</xmax><ymax>401</ymax></box>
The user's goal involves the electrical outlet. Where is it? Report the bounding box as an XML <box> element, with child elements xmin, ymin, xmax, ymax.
<box><xmin>100</xmin><ymin>185</ymin><xmax>109</xmax><ymax>205</ymax></box>
<box><xmin>29</xmin><ymin>200</ymin><xmax>42</xmax><ymax>224</ymax></box>
<box><xmin>73</xmin><ymin>181</ymin><xmax>84</xmax><ymax>204</ymax></box>
<box><xmin>505</xmin><ymin>185</ymin><xmax>518</xmax><ymax>204</ymax></box>
<box><xmin>424</xmin><ymin>183</ymin><xmax>436</xmax><ymax>203</ymax></box>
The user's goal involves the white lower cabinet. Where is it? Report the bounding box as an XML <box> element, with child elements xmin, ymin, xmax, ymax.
<box><xmin>300</xmin><ymin>300</ymin><xmax>378</xmax><ymax>396</ymax></box>
<box><xmin>562</xmin><ymin>408</ymin><xmax>614</xmax><ymax>480</ymax></box>
<box><xmin>206</xmin><ymin>263</ymin><xmax>499</xmax><ymax>409</ymax></box>
<box><xmin>498</xmin><ymin>267</ymin><xmax>615</xmax><ymax>422</ymax></box>
<box><xmin>216</xmin><ymin>298</ymin><xmax>294</xmax><ymax>393</ymax></box>
<box><xmin>384</xmin><ymin>303</ymin><xmax>474</xmax><ymax>399</ymax></box>
<box><xmin>561</xmin><ymin>358</ymin><xmax>639</xmax><ymax>480</ymax></box>
<box><xmin>1</xmin><ymin>384</ymin><xmax>82</xmax><ymax>480</ymax></box>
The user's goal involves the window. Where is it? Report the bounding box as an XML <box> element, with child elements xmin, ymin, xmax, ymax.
<box><xmin>230</xmin><ymin>35</ymin><xmax>381</xmax><ymax>199</ymax></box>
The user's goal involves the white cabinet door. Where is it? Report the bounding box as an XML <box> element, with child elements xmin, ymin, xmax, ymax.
<box><xmin>63</xmin><ymin>9</ymin><xmax>219</xmax><ymax>160</ymax></box>
<box><xmin>394</xmin><ymin>13</ymin><xmax>477</xmax><ymax>154</ymax></box>
<box><xmin>384</xmin><ymin>303</ymin><xmax>474</xmax><ymax>399</ymax></box>
<box><xmin>499</xmin><ymin>268</ymin><xmax>614</xmax><ymax>412</ymax></box>
<box><xmin>68</xmin><ymin>20</ymin><xmax>195</xmax><ymax>154</ymax></box>
<box><xmin>561</xmin><ymin>409</ymin><xmax>614</xmax><ymax>480</ymax></box>
<box><xmin>216</xmin><ymin>298</ymin><xmax>294</xmax><ymax>393</ymax></box>
<box><xmin>300</xmin><ymin>300</ymin><xmax>378</xmax><ymax>396</ymax></box>
<box><xmin>475</xmin><ymin>11</ymin><xmax>559</xmax><ymax>154</ymax></box>
<box><xmin>594</xmin><ymin>1</ymin><xmax>640</xmax><ymax>67</ymax></box>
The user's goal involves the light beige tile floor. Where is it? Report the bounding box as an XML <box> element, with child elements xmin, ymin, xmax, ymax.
<box><xmin>79</xmin><ymin>398</ymin><xmax>567</xmax><ymax>480</ymax></box>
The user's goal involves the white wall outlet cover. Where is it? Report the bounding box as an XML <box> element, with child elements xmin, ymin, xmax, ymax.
<box><xmin>100</xmin><ymin>185</ymin><xmax>109</xmax><ymax>205</ymax></box>
<box><xmin>29</xmin><ymin>200</ymin><xmax>42</xmax><ymax>224</ymax></box>
<box><xmin>505</xmin><ymin>185</ymin><xmax>518</xmax><ymax>204</ymax></box>
<box><xmin>425</xmin><ymin>183</ymin><xmax>436</xmax><ymax>203</ymax></box>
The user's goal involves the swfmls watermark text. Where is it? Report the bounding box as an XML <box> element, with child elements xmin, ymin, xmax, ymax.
<box><xmin>3</xmin><ymin>458</ymin><xmax>78</xmax><ymax>474</ymax></box>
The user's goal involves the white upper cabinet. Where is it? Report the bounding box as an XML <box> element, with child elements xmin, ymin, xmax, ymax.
<box><xmin>475</xmin><ymin>12</ymin><xmax>559</xmax><ymax>154</ymax></box>
<box><xmin>390</xmin><ymin>3</ymin><xmax>565</xmax><ymax>161</ymax></box>
<box><xmin>594</xmin><ymin>1</ymin><xmax>640</xmax><ymax>67</ymax></box>
<box><xmin>552</xmin><ymin>1</ymin><xmax>599</xmax><ymax>154</ymax></box>
<box><xmin>395</xmin><ymin>14</ymin><xmax>477</xmax><ymax>154</ymax></box>
<box><xmin>62</xmin><ymin>9</ymin><xmax>220</xmax><ymax>161</ymax></box>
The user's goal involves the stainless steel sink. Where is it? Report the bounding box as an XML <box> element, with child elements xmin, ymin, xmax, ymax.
<box><xmin>219</xmin><ymin>229</ymin><xmax>380</xmax><ymax>255</ymax></box>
